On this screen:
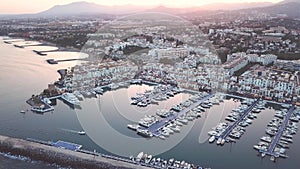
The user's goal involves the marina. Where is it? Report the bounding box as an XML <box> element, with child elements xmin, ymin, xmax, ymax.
<box><xmin>255</xmin><ymin>105</ymin><xmax>300</xmax><ymax>160</ymax></box>
<box><xmin>130</xmin><ymin>84</ymin><xmax>182</xmax><ymax>107</ymax></box>
<box><xmin>129</xmin><ymin>93</ymin><xmax>215</xmax><ymax>138</ymax></box>
<box><xmin>131</xmin><ymin>152</ymin><xmax>204</xmax><ymax>169</ymax></box>
<box><xmin>2</xmin><ymin>38</ymin><xmax>300</xmax><ymax>169</ymax></box>
<box><xmin>209</xmin><ymin>98</ymin><xmax>260</xmax><ymax>145</ymax></box>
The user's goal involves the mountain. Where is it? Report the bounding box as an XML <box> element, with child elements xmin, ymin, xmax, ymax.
<box><xmin>38</xmin><ymin>1</ymin><xmax>146</xmax><ymax>16</ymax></box>
<box><xmin>2</xmin><ymin>1</ymin><xmax>300</xmax><ymax>18</ymax></box>
<box><xmin>37</xmin><ymin>1</ymin><xmax>278</xmax><ymax>17</ymax></box>
<box><xmin>145</xmin><ymin>5</ymin><xmax>200</xmax><ymax>14</ymax></box>
<box><xmin>243</xmin><ymin>2</ymin><xmax>300</xmax><ymax>18</ymax></box>
<box><xmin>278</xmin><ymin>0</ymin><xmax>299</xmax><ymax>4</ymax></box>
<box><xmin>146</xmin><ymin>2</ymin><xmax>275</xmax><ymax>13</ymax></box>
<box><xmin>200</xmin><ymin>2</ymin><xmax>274</xmax><ymax>10</ymax></box>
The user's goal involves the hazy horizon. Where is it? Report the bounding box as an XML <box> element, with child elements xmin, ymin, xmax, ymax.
<box><xmin>0</xmin><ymin>0</ymin><xmax>283</xmax><ymax>15</ymax></box>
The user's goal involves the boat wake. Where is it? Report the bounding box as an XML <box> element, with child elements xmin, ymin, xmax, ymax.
<box><xmin>61</xmin><ymin>128</ymin><xmax>79</xmax><ymax>133</ymax></box>
<box><xmin>61</xmin><ymin>128</ymin><xmax>85</xmax><ymax>135</ymax></box>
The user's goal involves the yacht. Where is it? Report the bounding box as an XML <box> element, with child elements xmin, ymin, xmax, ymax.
<box><xmin>61</xmin><ymin>93</ymin><xmax>80</xmax><ymax>106</ymax></box>
<box><xmin>73</xmin><ymin>91</ymin><xmax>84</xmax><ymax>100</ymax></box>
<box><xmin>130</xmin><ymin>79</ymin><xmax>142</xmax><ymax>84</ymax></box>
<box><xmin>127</xmin><ymin>124</ymin><xmax>140</xmax><ymax>131</ymax></box>
<box><xmin>130</xmin><ymin>99</ymin><xmax>138</xmax><ymax>105</ymax></box>
<box><xmin>109</xmin><ymin>83</ymin><xmax>119</xmax><ymax>90</ymax></box>
<box><xmin>42</xmin><ymin>98</ymin><xmax>52</xmax><ymax>105</ymax></box>
<box><xmin>145</xmin><ymin>155</ymin><xmax>152</xmax><ymax>164</ymax></box>
<box><xmin>159</xmin><ymin>135</ymin><xmax>166</xmax><ymax>140</ymax></box>
<box><xmin>216</xmin><ymin>137</ymin><xmax>222</xmax><ymax>145</ymax></box>
<box><xmin>209</xmin><ymin>136</ymin><xmax>216</xmax><ymax>143</ymax></box>
<box><xmin>178</xmin><ymin>118</ymin><xmax>188</xmax><ymax>124</ymax></box>
<box><xmin>78</xmin><ymin>131</ymin><xmax>86</xmax><ymax>135</ymax></box>
<box><xmin>252</xmin><ymin>108</ymin><xmax>261</xmax><ymax>113</ymax></box>
<box><xmin>137</xmin><ymin>129</ymin><xmax>153</xmax><ymax>138</ymax></box>
<box><xmin>280</xmin><ymin>137</ymin><xmax>293</xmax><ymax>143</ymax></box>
<box><xmin>136</xmin><ymin>152</ymin><xmax>144</xmax><ymax>162</ymax></box>
<box><xmin>221</xmin><ymin>139</ymin><xmax>226</xmax><ymax>145</ymax></box>
<box><xmin>161</xmin><ymin>130</ymin><xmax>170</xmax><ymax>137</ymax></box>
<box><xmin>137</xmin><ymin>101</ymin><xmax>147</xmax><ymax>107</ymax></box>
<box><xmin>261</xmin><ymin>136</ymin><xmax>272</xmax><ymax>143</ymax></box>
<box><xmin>93</xmin><ymin>87</ymin><xmax>104</xmax><ymax>94</ymax></box>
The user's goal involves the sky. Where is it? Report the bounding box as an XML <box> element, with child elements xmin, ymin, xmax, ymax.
<box><xmin>0</xmin><ymin>0</ymin><xmax>283</xmax><ymax>14</ymax></box>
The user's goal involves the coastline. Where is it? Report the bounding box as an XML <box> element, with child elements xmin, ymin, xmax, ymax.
<box><xmin>2</xmin><ymin>36</ymin><xmax>80</xmax><ymax>52</ymax></box>
<box><xmin>0</xmin><ymin>135</ymin><xmax>151</xmax><ymax>169</ymax></box>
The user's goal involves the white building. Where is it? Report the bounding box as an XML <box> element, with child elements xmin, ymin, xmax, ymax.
<box><xmin>248</xmin><ymin>54</ymin><xmax>277</xmax><ymax>65</ymax></box>
<box><xmin>152</xmin><ymin>48</ymin><xmax>189</xmax><ymax>59</ymax></box>
<box><xmin>223</xmin><ymin>56</ymin><xmax>248</xmax><ymax>76</ymax></box>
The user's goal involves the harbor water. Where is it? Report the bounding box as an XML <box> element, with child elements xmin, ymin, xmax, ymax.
<box><xmin>0</xmin><ymin>37</ymin><xmax>300</xmax><ymax>169</ymax></box>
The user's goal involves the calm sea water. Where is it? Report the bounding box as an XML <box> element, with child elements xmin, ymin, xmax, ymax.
<box><xmin>0</xmin><ymin>37</ymin><xmax>300</xmax><ymax>169</ymax></box>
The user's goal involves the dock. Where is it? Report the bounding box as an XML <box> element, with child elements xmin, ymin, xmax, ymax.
<box><xmin>260</xmin><ymin>105</ymin><xmax>295</xmax><ymax>158</ymax></box>
<box><xmin>52</xmin><ymin>140</ymin><xmax>82</xmax><ymax>151</ymax></box>
<box><xmin>46</xmin><ymin>58</ymin><xmax>86</xmax><ymax>64</ymax></box>
<box><xmin>48</xmin><ymin>95</ymin><xmax>61</xmax><ymax>99</ymax></box>
<box><xmin>140</xmin><ymin>93</ymin><xmax>214</xmax><ymax>136</ymax></box>
<box><xmin>142</xmin><ymin>80</ymin><xmax>158</xmax><ymax>85</ymax></box>
<box><xmin>26</xmin><ymin>97</ymin><xmax>54</xmax><ymax>113</ymax></box>
<box><xmin>219</xmin><ymin>98</ymin><xmax>259</xmax><ymax>141</ymax></box>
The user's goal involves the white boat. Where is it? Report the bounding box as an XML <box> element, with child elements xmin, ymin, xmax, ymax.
<box><xmin>261</xmin><ymin>136</ymin><xmax>272</xmax><ymax>143</ymax></box>
<box><xmin>93</xmin><ymin>87</ymin><xmax>104</xmax><ymax>94</ymax></box>
<box><xmin>42</xmin><ymin>98</ymin><xmax>52</xmax><ymax>104</ymax></box>
<box><xmin>78</xmin><ymin>131</ymin><xmax>86</xmax><ymax>135</ymax></box>
<box><xmin>159</xmin><ymin>135</ymin><xmax>166</xmax><ymax>140</ymax></box>
<box><xmin>208</xmin><ymin>130</ymin><xmax>218</xmax><ymax>136</ymax></box>
<box><xmin>221</xmin><ymin>139</ymin><xmax>226</xmax><ymax>145</ymax></box>
<box><xmin>175</xmin><ymin>121</ymin><xmax>183</xmax><ymax>126</ymax></box>
<box><xmin>178</xmin><ymin>118</ymin><xmax>188</xmax><ymax>124</ymax></box>
<box><xmin>161</xmin><ymin>131</ymin><xmax>170</xmax><ymax>137</ymax></box>
<box><xmin>172</xmin><ymin>126</ymin><xmax>180</xmax><ymax>132</ymax></box>
<box><xmin>216</xmin><ymin>137</ymin><xmax>222</xmax><ymax>145</ymax></box>
<box><xmin>136</xmin><ymin>152</ymin><xmax>144</xmax><ymax>162</ymax></box>
<box><xmin>130</xmin><ymin>100</ymin><xmax>138</xmax><ymax>105</ymax></box>
<box><xmin>137</xmin><ymin>101</ymin><xmax>147</xmax><ymax>107</ymax></box>
<box><xmin>73</xmin><ymin>91</ymin><xmax>84</xmax><ymax>100</ymax></box>
<box><xmin>109</xmin><ymin>83</ymin><xmax>119</xmax><ymax>90</ymax></box>
<box><xmin>209</xmin><ymin>136</ymin><xmax>215</xmax><ymax>143</ymax></box>
<box><xmin>127</xmin><ymin>124</ymin><xmax>140</xmax><ymax>131</ymax></box>
<box><xmin>61</xmin><ymin>93</ymin><xmax>80</xmax><ymax>106</ymax></box>
<box><xmin>145</xmin><ymin>155</ymin><xmax>152</xmax><ymax>164</ymax></box>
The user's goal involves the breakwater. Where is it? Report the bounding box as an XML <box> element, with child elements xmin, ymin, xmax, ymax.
<box><xmin>0</xmin><ymin>135</ymin><xmax>151</xmax><ymax>169</ymax></box>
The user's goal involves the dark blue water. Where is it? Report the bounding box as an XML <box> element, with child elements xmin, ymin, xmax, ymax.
<box><xmin>0</xmin><ymin>37</ymin><xmax>300</xmax><ymax>169</ymax></box>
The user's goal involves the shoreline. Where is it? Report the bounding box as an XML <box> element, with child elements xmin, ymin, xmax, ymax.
<box><xmin>1</xmin><ymin>36</ymin><xmax>80</xmax><ymax>52</ymax></box>
<box><xmin>0</xmin><ymin>135</ymin><xmax>151</xmax><ymax>169</ymax></box>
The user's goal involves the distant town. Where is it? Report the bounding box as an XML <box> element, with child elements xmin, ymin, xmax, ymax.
<box><xmin>1</xmin><ymin>1</ymin><xmax>300</xmax><ymax>169</ymax></box>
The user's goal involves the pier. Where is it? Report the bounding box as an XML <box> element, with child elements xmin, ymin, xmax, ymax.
<box><xmin>46</xmin><ymin>58</ymin><xmax>86</xmax><ymax>64</ymax></box>
<box><xmin>142</xmin><ymin>80</ymin><xmax>158</xmax><ymax>85</ymax></box>
<box><xmin>260</xmin><ymin>105</ymin><xmax>295</xmax><ymax>158</ymax></box>
<box><xmin>140</xmin><ymin>93</ymin><xmax>214</xmax><ymax>136</ymax></box>
<box><xmin>219</xmin><ymin>98</ymin><xmax>259</xmax><ymax>141</ymax></box>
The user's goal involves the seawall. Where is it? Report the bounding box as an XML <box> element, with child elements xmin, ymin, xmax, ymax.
<box><xmin>0</xmin><ymin>135</ymin><xmax>151</xmax><ymax>169</ymax></box>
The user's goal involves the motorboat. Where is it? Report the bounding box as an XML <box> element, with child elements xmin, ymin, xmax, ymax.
<box><xmin>209</xmin><ymin>136</ymin><xmax>215</xmax><ymax>143</ymax></box>
<box><xmin>61</xmin><ymin>92</ymin><xmax>80</xmax><ymax>106</ymax></box>
<box><xmin>78</xmin><ymin>131</ymin><xmax>86</xmax><ymax>135</ymax></box>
